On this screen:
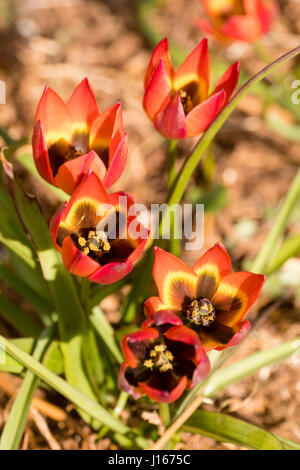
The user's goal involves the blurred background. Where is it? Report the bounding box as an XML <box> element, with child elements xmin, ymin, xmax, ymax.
<box><xmin>0</xmin><ymin>0</ymin><xmax>300</xmax><ymax>450</ymax></box>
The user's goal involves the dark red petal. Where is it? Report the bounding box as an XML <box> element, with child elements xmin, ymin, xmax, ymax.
<box><xmin>121</xmin><ymin>328</ymin><xmax>159</xmax><ymax>367</ymax></box>
<box><xmin>142</xmin><ymin>310</ymin><xmax>183</xmax><ymax>329</ymax></box>
<box><xmin>154</xmin><ymin>93</ymin><xmax>188</xmax><ymax>140</ymax></box>
<box><xmin>32</xmin><ymin>121</ymin><xmax>55</xmax><ymax>185</ymax></box>
<box><xmin>215</xmin><ymin>320</ymin><xmax>251</xmax><ymax>351</ymax></box>
<box><xmin>118</xmin><ymin>363</ymin><xmax>142</xmax><ymax>399</ymax></box>
<box><xmin>88</xmin><ymin>260</ymin><xmax>133</xmax><ymax>285</ymax></box>
<box><xmin>139</xmin><ymin>375</ymin><xmax>187</xmax><ymax>403</ymax></box>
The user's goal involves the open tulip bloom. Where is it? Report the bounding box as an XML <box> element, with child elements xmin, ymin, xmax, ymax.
<box><xmin>32</xmin><ymin>78</ymin><xmax>128</xmax><ymax>195</ymax></box>
<box><xmin>119</xmin><ymin>310</ymin><xmax>210</xmax><ymax>403</ymax></box>
<box><xmin>197</xmin><ymin>0</ymin><xmax>277</xmax><ymax>43</ymax></box>
<box><xmin>50</xmin><ymin>171</ymin><xmax>148</xmax><ymax>284</ymax></box>
<box><xmin>143</xmin><ymin>37</ymin><xmax>239</xmax><ymax>139</ymax></box>
<box><xmin>145</xmin><ymin>244</ymin><xmax>266</xmax><ymax>351</ymax></box>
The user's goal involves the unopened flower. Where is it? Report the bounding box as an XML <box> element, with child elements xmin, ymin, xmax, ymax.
<box><xmin>32</xmin><ymin>78</ymin><xmax>127</xmax><ymax>195</ymax></box>
<box><xmin>197</xmin><ymin>0</ymin><xmax>277</xmax><ymax>43</ymax></box>
<box><xmin>143</xmin><ymin>38</ymin><xmax>239</xmax><ymax>139</ymax></box>
<box><xmin>50</xmin><ymin>171</ymin><xmax>148</xmax><ymax>284</ymax></box>
<box><xmin>118</xmin><ymin>311</ymin><xmax>210</xmax><ymax>403</ymax></box>
<box><xmin>145</xmin><ymin>244</ymin><xmax>266</xmax><ymax>351</ymax></box>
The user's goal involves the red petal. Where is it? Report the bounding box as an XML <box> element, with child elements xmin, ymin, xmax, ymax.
<box><xmin>49</xmin><ymin>201</ymin><xmax>68</xmax><ymax>250</ymax></box>
<box><xmin>153</xmin><ymin>247</ymin><xmax>198</xmax><ymax>309</ymax></box>
<box><xmin>144</xmin><ymin>297</ymin><xmax>166</xmax><ymax>317</ymax></box>
<box><xmin>121</xmin><ymin>328</ymin><xmax>159</xmax><ymax>367</ymax></box>
<box><xmin>103</xmin><ymin>133</ymin><xmax>128</xmax><ymax>188</ymax></box>
<box><xmin>144</xmin><ymin>38</ymin><xmax>174</xmax><ymax>88</ymax></box>
<box><xmin>67</xmin><ymin>78</ymin><xmax>99</xmax><ymax>127</ymax></box>
<box><xmin>154</xmin><ymin>93</ymin><xmax>188</xmax><ymax>139</ymax></box>
<box><xmin>139</xmin><ymin>375</ymin><xmax>187</xmax><ymax>403</ymax></box>
<box><xmin>54</xmin><ymin>150</ymin><xmax>107</xmax><ymax>195</ymax></box>
<box><xmin>186</xmin><ymin>89</ymin><xmax>225</xmax><ymax>136</ymax></box>
<box><xmin>118</xmin><ymin>363</ymin><xmax>142</xmax><ymax>399</ymax></box>
<box><xmin>61</xmin><ymin>236</ymin><xmax>99</xmax><ymax>277</ymax></box>
<box><xmin>35</xmin><ymin>86</ymin><xmax>72</xmax><ymax>139</ymax></box>
<box><xmin>174</xmin><ymin>38</ymin><xmax>210</xmax><ymax>99</ymax></box>
<box><xmin>221</xmin><ymin>15</ymin><xmax>262</xmax><ymax>42</ymax></box>
<box><xmin>193</xmin><ymin>243</ymin><xmax>232</xmax><ymax>298</ymax></box>
<box><xmin>88</xmin><ymin>260</ymin><xmax>133</xmax><ymax>285</ymax></box>
<box><xmin>32</xmin><ymin>121</ymin><xmax>55</xmax><ymax>184</ymax></box>
<box><xmin>256</xmin><ymin>0</ymin><xmax>277</xmax><ymax>34</ymax></box>
<box><xmin>143</xmin><ymin>59</ymin><xmax>172</xmax><ymax>120</ymax></box>
<box><xmin>143</xmin><ymin>310</ymin><xmax>183</xmax><ymax>328</ymax></box>
<box><xmin>212</xmin><ymin>62</ymin><xmax>240</xmax><ymax>106</ymax></box>
<box><xmin>212</xmin><ymin>271</ymin><xmax>266</xmax><ymax>326</ymax></box>
<box><xmin>89</xmin><ymin>102</ymin><xmax>123</xmax><ymax>157</ymax></box>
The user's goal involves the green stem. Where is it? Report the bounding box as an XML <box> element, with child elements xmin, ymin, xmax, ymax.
<box><xmin>159</xmin><ymin>402</ymin><xmax>170</xmax><ymax>427</ymax></box>
<box><xmin>167</xmin><ymin>140</ymin><xmax>178</xmax><ymax>190</ymax></box>
<box><xmin>80</xmin><ymin>277</ymin><xmax>91</xmax><ymax>306</ymax></box>
<box><xmin>251</xmin><ymin>167</ymin><xmax>300</xmax><ymax>274</ymax></box>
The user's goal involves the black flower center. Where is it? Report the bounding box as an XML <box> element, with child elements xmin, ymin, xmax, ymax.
<box><xmin>178</xmin><ymin>81</ymin><xmax>200</xmax><ymax>115</ymax></box>
<box><xmin>143</xmin><ymin>344</ymin><xmax>174</xmax><ymax>373</ymax></box>
<box><xmin>186</xmin><ymin>298</ymin><xmax>216</xmax><ymax>327</ymax></box>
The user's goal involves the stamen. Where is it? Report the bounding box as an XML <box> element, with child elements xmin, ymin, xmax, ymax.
<box><xmin>186</xmin><ymin>298</ymin><xmax>216</xmax><ymax>327</ymax></box>
<box><xmin>179</xmin><ymin>89</ymin><xmax>194</xmax><ymax>114</ymax></box>
<box><xmin>147</xmin><ymin>343</ymin><xmax>174</xmax><ymax>373</ymax></box>
<box><xmin>77</xmin><ymin>230</ymin><xmax>111</xmax><ymax>255</ymax></box>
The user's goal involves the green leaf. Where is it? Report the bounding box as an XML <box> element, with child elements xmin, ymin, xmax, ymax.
<box><xmin>0</xmin><ymin>327</ymin><xmax>54</xmax><ymax>450</ymax></box>
<box><xmin>0</xmin><ymin>337</ymin><xmax>34</xmax><ymax>374</ymax></box>
<box><xmin>0</xmin><ymin>335</ymin><xmax>129</xmax><ymax>434</ymax></box>
<box><xmin>0</xmin><ymin>263</ymin><xmax>54</xmax><ymax>326</ymax></box>
<box><xmin>183</xmin><ymin>409</ymin><xmax>283</xmax><ymax>450</ymax></box>
<box><xmin>266</xmin><ymin>114</ymin><xmax>300</xmax><ymax>142</ymax></box>
<box><xmin>90</xmin><ymin>306</ymin><xmax>123</xmax><ymax>364</ymax></box>
<box><xmin>201</xmin><ymin>338</ymin><xmax>300</xmax><ymax>398</ymax></box>
<box><xmin>0</xmin><ymin>293</ymin><xmax>41</xmax><ymax>337</ymax></box>
<box><xmin>266</xmin><ymin>234</ymin><xmax>300</xmax><ymax>275</ymax></box>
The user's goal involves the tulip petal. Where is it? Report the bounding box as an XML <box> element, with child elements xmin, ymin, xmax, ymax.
<box><xmin>143</xmin><ymin>310</ymin><xmax>183</xmax><ymax>328</ymax></box>
<box><xmin>154</xmin><ymin>93</ymin><xmax>188</xmax><ymax>139</ymax></box>
<box><xmin>193</xmin><ymin>243</ymin><xmax>232</xmax><ymax>299</ymax></box>
<box><xmin>118</xmin><ymin>363</ymin><xmax>142</xmax><ymax>399</ymax></box>
<box><xmin>213</xmin><ymin>61</ymin><xmax>240</xmax><ymax>105</ymax></box>
<box><xmin>35</xmin><ymin>86</ymin><xmax>72</xmax><ymax>142</ymax></box>
<box><xmin>197</xmin><ymin>322</ymin><xmax>242</xmax><ymax>351</ymax></box>
<box><xmin>216</xmin><ymin>320</ymin><xmax>251</xmax><ymax>351</ymax></box>
<box><xmin>49</xmin><ymin>201</ymin><xmax>68</xmax><ymax>250</ymax></box>
<box><xmin>143</xmin><ymin>59</ymin><xmax>172</xmax><ymax>120</ymax></box>
<box><xmin>88</xmin><ymin>260</ymin><xmax>133</xmax><ymax>285</ymax></box>
<box><xmin>221</xmin><ymin>15</ymin><xmax>261</xmax><ymax>42</ymax></box>
<box><xmin>139</xmin><ymin>375</ymin><xmax>187</xmax><ymax>403</ymax></box>
<box><xmin>67</xmin><ymin>77</ymin><xmax>99</xmax><ymax>128</ymax></box>
<box><xmin>54</xmin><ymin>150</ymin><xmax>107</xmax><ymax>195</ymax></box>
<box><xmin>186</xmin><ymin>89</ymin><xmax>225</xmax><ymax>136</ymax></box>
<box><xmin>153</xmin><ymin>247</ymin><xmax>198</xmax><ymax>309</ymax></box>
<box><xmin>122</xmin><ymin>328</ymin><xmax>159</xmax><ymax>367</ymax></box>
<box><xmin>212</xmin><ymin>271</ymin><xmax>266</xmax><ymax>326</ymax></box>
<box><xmin>174</xmin><ymin>38</ymin><xmax>210</xmax><ymax>99</ymax></box>
<box><xmin>32</xmin><ymin>121</ymin><xmax>55</xmax><ymax>185</ymax></box>
<box><xmin>103</xmin><ymin>133</ymin><xmax>128</xmax><ymax>188</ymax></box>
<box><xmin>61</xmin><ymin>236</ymin><xmax>99</xmax><ymax>277</ymax></box>
<box><xmin>144</xmin><ymin>38</ymin><xmax>174</xmax><ymax>88</ymax></box>
<box><xmin>144</xmin><ymin>297</ymin><xmax>168</xmax><ymax>317</ymax></box>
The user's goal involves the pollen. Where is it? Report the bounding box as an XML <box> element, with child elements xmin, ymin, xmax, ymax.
<box><xmin>148</xmin><ymin>343</ymin><xmax>174</xmax><ymax>373</ymax></box>
<box><xmin>144</xmin><ymin>359</ymin><xmax>154</xmax><ymax>369</ymax></box>
<box><xmin>186</xmin><ymin>298</ymin><xmax>216</xmax><ymax>327</ymax></box>
<box><xmin>179</xmin><ymin>89</ymin><xmax>194</xmax><ymax>114</ymax></box>
<box><xmin>77</xmin><ymin>230</ymin><xmax>111</xmax><ymax>255</ymax></box>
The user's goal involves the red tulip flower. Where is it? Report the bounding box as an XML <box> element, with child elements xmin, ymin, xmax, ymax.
<box><xmin>143</xmin><ymin>38</ymin><xmax>239</xmax><ymax>139</ymax></box>
<box><xmin>50</xmin><ymin>171</ymin><xmax>148</xmax><ymax>284</ymax></box>
<box><xmin>197</xmin><ymin>0</ymin><xmax>277</xmax><ymax>43</ymax></box>
<box><xmin>144</xmin><ymin>244</ymin><xmax>266</xmax><ymax>351</ymax></box>
<box><xmin>118</xmin><ymin>311</ymin><xmax>210</xmax><ymax>403</ymax></box>
<box><xmin>32</xmin><ymin>78</ymin><xmax>127</xmax><ymax>195</ymax></box>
